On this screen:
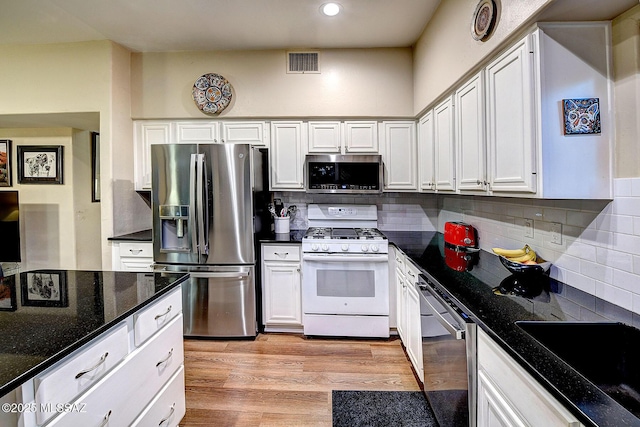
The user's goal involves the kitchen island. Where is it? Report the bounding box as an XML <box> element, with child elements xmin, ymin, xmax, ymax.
<box><xmin>0</xmin><ymin>270</ymin><xmax>188</xmax><ymax>426</ymax></box>
<box><xmin>387</xmin><ymin>231</ymin><xmax>640</xmax><ymax>427</ymax></box>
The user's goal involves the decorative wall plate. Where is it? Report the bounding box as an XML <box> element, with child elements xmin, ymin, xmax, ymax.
<box><xmin>471</xmin><ymin>0</ymin><xmax>497</xmax><ymax>41</ymax></box>
<box><xmin>192</xmin><ymin>73</ymin><xmax>232</xmax><ymax>114</ymax></box>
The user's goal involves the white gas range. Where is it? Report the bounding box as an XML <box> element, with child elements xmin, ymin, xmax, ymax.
<box><xmin>301</xmin><ymin>204</ymin><xmax>390</xmax><ymax>338</ymax></box>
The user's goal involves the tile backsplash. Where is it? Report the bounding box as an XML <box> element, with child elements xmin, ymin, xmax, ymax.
<box><xmin>277</xmin><ymin>178</ymin><xmax>640</xmax><ymax>316</ymax></box>
<box><xmin>438</xmin><ymin>178</ymin><xmax>640</xmax><ymax>316</ymax></box>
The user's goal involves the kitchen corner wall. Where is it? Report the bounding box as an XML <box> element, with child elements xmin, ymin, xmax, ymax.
<box><xmin>273</xmin><ymin>192</ymin><xmax>439</xmax><ymax>232</ymax></box>
<box><xmin>438</xmin><ymin>178</ymin><xmax>640</xmax><ymax>316</ymax></box>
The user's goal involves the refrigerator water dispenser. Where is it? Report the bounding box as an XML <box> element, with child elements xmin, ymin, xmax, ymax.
<box><xmin>159</xmin><ymin>205</ymin><xmax>190</xmax><ymax>252</ymax></box>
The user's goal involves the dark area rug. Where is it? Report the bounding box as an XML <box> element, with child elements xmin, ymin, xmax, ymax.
<box><xmin>332</xmin><ymin>390</ymin><xmax>438</xmax><ymax>427</ymax></box>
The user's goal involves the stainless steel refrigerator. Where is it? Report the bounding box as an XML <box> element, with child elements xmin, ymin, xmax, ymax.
<box><xmin>151</xmin><ymin>143</ymin><xmax>267</xmax><ymax>338</ymax></box>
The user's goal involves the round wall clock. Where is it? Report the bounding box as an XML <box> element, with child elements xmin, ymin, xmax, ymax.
<box><xmin>471</xmin><ymin>0</ymin><xmax>497</xmax><ymax>41</ymax></box>
<box><xmin>192</xmin><ymin>73</ymin><xmax>232</xmax><ymax>114</ymax></box>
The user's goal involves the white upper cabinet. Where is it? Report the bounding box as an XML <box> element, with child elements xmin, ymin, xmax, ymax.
<box><xmin>485</xmin><ymin>23</ymin><xmax>613</xmax><ymax>198</ymax></box>
<box><xmin>221</xmin><ymin>121</ymin><xmax>269</xmax><ymax>146</ymax></box>
<box><xmin>381</xmin><ymin>121</ymin><xmax>417</xmax><ymax>191</ymax></box>
<box><xmin>344</xmin><ymin>121</ymin><xmax>379</xmax><ymax>153</ymax></box>
<box><xmin>456</xmin><ymin>71</ymin><xmax>486</xmax><ymax>192</ymax></box>
<box><xmin>270</xmin><ymin>121</ymin><xmax>306</xmax><ymax>191</ymax></box>
<box><xmin>134</xmin><ymin>121</ymin><xmax>171</xmax><ymax>190</ymax></box>
<box><xmin>485</xmin><ymin>33</ymin><xmax>537</xmax><ymax>194</ymax></box>
<box><xmin>307</xmin><ymin>121</ymin><xmax>342</xmax><ymax>153</ymax></box>
<box><xmin>418</xmin><ymin>111</ymin><xmax>435</xmax><ymax>192</ymax></box>
<box><xmin>175</xmin><ymin>121</ymin><xmax>219</xmax><ymax>143</ymax></box>
<box><xmin>433</xmin><ymin>96</ymin><xmax>456</xmax><ymax>192</ymax></box>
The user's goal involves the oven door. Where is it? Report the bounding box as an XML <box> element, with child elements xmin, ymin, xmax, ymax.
<box><xmin>302</xmin><ymin>253</ymin><xmax>389</xmax><ymax>315</ymax></box>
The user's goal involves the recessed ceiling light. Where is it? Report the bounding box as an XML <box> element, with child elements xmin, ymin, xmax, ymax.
<box><xmin>321</xmin><ymin>2</ymin><xmax>341</xmax><ymax>16</ymax></box>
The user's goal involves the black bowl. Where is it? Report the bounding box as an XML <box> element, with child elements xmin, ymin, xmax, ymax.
<box><xmin>499</xmin><ymin>255</ymin><xmax>551</xmax><ymax>274</ymax></box>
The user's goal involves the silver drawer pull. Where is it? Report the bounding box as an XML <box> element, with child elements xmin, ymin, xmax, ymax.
<box><xmin>274</xmin><ymin>252</ymin><xmax>289</xmax><ymax>257</ymax></box>
<box><xmin>154</xmin><ymin>305</ymin><xmax>172</xmax><ymax>320</ymax></box>
<box><xmin>159</xmin><ymin>403</ymin><xmax>176</xmax><ymax>426</ymax></box>
<box><xmin>156</xmin><ymin>348</ymin><xmax>174</xmax><ymax>367</ymax></box>
<box><xmin>75</xmin><ymin>352</ymin><xmax>109</xmax><ymax>379</ymax></box>
<box><xmin>98</xmin><ymin>409</ymin><xmax>112</xmax><ymax>427</ymax></box>
<box><xmin>129</xmin><ymin>249</ymin><xmax>143</xmax><ymax>255</ymax></box>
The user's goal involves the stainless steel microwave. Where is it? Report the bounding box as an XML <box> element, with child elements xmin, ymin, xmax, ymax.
<box><xmin>304</xmin><ymin>154</ymin><xmax>383</xmax><ymax>194</ymax></box>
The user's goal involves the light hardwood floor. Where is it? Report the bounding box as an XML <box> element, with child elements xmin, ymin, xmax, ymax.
<box><xmin>180</xmin><ymin>333</ymin><xmax>421</xmax><ymax>426</ymax></box>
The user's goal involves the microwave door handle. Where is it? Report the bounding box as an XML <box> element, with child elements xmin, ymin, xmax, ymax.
<box><xmin>189</xmin><ymin>153</ymin><xmax>198</xmax><ymax>256</ymax></box>
<box><xmin>196</xmin><ymin>153</ymin><xmax>208</xmax><ymax>259</ymax></box>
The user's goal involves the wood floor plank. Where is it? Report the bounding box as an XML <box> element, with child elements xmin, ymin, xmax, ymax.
<box><xmin>179</xmin><ymin>333</ymin><xmax>421</xmax><ymax>426</ymax></box>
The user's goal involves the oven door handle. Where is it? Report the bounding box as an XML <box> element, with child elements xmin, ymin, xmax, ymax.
<box><xmin>302</xmin><ymin>254</ymin><xmax>389</xmax><ymax>263</ymax></box>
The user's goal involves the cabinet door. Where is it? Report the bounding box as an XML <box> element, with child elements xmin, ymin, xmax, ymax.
<box><xmin>262</xmin><ymin>261</ymin><xmax>302</xmax><ymax>326</ymax></box>
<box><xmin>175</xmin><ymin>121</ymin><xmax>219</xmax><ymax>143</ymax></box>
<box><xmin>270</xmin><ymin>121</ymin><xmax>305</xmax><ymax>190</ymax></box>
<box><xmin>394</xmin><ymin>250</ymin><xmax>407</xmax><ymax>342</ymax></box>
<box><xmin>134</xmin><ymin>121</ymin><xmax>172</xmax><ymax>190</ymax></box>
<box><xmin>221</xmin><ymin>121</ymin><xmax>269</xmax><ymax>146</ymax></box>
<box><xmin>308</xmin><ymin>121</ymin><xmax>342</xmax><ymax>153</ymax></box>
<box><xmin>344</xmin><ymin>121</ymin><xmax>379</xmax><ymax>153</ymax></box>
<box><xmin>418</xmin><ymin>111</ymin><xmax>435</xmax><ymax>192</ymax></box>
<box><xmin>406</xmin><ymin>280</ymin><xmax>423</xmax><ymax>382</ymax></box>
<box><xmin>456</xmin><ymin>72</ymin><xmax>487</xmax><ymax>192</ymax></box>
<box><xmin>381</xmin><ymin>121</ymin><xmax>417</xmax><ymax>191</ymax></box>
<box><xmin>477</xmin><ymin>370</ymin><xmax>528</xmax><ymax>427</ymax></box>
<box><xmin>485</xmin><ymin>34</ymin><xmax>537</xmax><ymax>193</ymax></box>
<box><xmin>434</xmin><ymin>96</ymin><xmax>456</xmax><ymax>191</ymax></box>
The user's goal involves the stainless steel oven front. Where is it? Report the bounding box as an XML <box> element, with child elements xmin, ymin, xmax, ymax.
<box><xmin>301</xmin><ymin>252</ymin><xmax>389</xmax><ymax>337</ymax></box>
<box><xmin>418</xmin><ymin>273</ymin><xmax>477</xmax><ymax>427</ymax></box>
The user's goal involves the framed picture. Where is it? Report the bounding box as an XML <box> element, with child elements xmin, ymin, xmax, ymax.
<box><xmin>0</xmin><ymin>275</ymin><xmax>17</xmax><ymax>311</ymax></box>
<box><xmin>91</xmin><ymin>132</ymin><xmax>100</xmax><ymax>202</ymax></box>
<box><xmin>17</xmin><ymin>145</ymin><xmax>64</xmax><ymax>184</ymax></box>
<box><xmin>0</xmin><ymin>139</ymin><xmax>11</xmax><ymax>187</ymax></box>
<box><xmin>562</xmin><ymin>98</ymin><xmax>601</xmax><ymax>135</ymax></box>
<box><xmin>21</xmin><ymin>270</ymin><xmax>68</xmax><ymax>307</ymax></box>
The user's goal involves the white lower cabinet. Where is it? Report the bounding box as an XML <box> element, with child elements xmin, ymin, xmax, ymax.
<box><xmin>111</xmin><ymin>241</ymin><xmax>154</xmax><ymax>272</ymax></box>
<box><xmin>477</xmin><ymin>328</ymin><xmax>582</xmax><ymax>427</ymax></box>
<box><xmin>20</xmin><ymin>287</ymin><xmax>186</xmax><ymax>427</ymax></box>
<box><xmin>261</xmin><ymin>244</ymin><xmax>302</xmax><ymax>332</ymax></box>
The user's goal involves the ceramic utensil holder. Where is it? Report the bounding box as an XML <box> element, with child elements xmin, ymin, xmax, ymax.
<box><xmin>274</xmin><ymin>217</ymin><xmax>290</xmax><ymax>234</ymax></box>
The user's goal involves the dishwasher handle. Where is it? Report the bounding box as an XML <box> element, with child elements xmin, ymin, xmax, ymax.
<box><xmin>418</xmin><ymin>275</ymin><xmax>466</xmax><ymax>340</ymax></box>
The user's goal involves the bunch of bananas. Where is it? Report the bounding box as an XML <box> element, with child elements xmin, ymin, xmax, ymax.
<box><xmin>492</xmin><ymin>244</ymin><xmax>537</xmax><ymax>264</ymax></box>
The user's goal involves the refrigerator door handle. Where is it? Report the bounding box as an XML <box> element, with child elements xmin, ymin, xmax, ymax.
<box><xmin>189</xmin><ymin>153</ymin><xmax>198</xmax><ymax>256</ymax></box>
<box><xmin>195</xmin><ymin>153</ymin><xmax>208</xmax><ymax>258</ymax></box>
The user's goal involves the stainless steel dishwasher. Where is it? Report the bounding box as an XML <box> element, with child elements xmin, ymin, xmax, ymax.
<box><xmin>418</xmin><ymin>273</ymin><xmax>477</xmax><ymax>427</ymax></box>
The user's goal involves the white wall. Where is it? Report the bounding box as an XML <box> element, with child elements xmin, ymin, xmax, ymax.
<box><xmin>131</xmin><ymin>48</ymin><xmax>414</xmax><ymax>119</ymax></box>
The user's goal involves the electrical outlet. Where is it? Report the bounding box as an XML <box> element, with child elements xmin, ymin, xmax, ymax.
<box><xmin>550</xmin><ymin>222</ymin><xmax>562</xmax><ymax>245</ymax></box>
<box><xmin>524</xmin><ymin>219</ymin><xmax>534</xmax><ymax>238</ymax></box>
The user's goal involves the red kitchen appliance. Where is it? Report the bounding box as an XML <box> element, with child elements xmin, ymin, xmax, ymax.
<box><xmin>444</xmin><ymin>221</ymin><xmax>478</xmax><ymax>248</ymax></box>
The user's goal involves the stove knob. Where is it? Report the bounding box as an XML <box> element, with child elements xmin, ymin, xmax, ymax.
<box><xmin>371</xmin><ymin>244</ymin><xmax>379</xmax><ymax>252</ymax></box>
<box><xmin>322</xmin><ymin>244</ymin><xmax>329</xmax><ymax>251</ymax></box>
<box><xmin>361</xmin><ymin>245</ymin><xmax>369</xmax><ymax>252</ymax></box>
<box><xmin>341</xmin><ymin>244</ymin><xmax>349</xmax><ymax>251</ymax></box>
<box><xmin>311</xmin><ymin>244</ymin><xmax>319</xmax><ymax>251</ymax></box>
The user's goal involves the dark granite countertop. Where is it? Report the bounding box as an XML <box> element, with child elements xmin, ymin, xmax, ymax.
<box><xmin>0</xmin><ymin>270</ymin><xmax>188</xmax><ymax>398</ymax></box>
<box><xmin>385</xmin><ymin>231</ymin><xmax>640</xmax><ymax>427</ymax></box>
<box><xmin>257</xmin><ymin>230</ymin><xmax>305</xmax><ymax>244</ymax></box>
<box><xmin>108</xmin><ymin>229</ymin><xmax>153</xmax><ymax>241</ymax></box>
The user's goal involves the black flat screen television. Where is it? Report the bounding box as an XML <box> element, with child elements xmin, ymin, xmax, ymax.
<box><xmin>0</xmin><ymin>191</ymin><xmax>21</xmax><ymax>262</ymax></box>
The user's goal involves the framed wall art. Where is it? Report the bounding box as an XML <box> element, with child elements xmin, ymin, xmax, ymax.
<box><xmin>0</xmin><ymin>139</ymin><xmax>11</xmax><ymax>187</ymax></box>
<box><xmin>562</xmin><ymin>98</ymin><xmax>601</xmax><ymax>135</ymax></box>
<box><xmin>20</xmin><ymin>270</ymin><xmax>68</xmax><ymax>307</ymax></box>
<box><xmin>0</xmin><ymin>275</ymin><xmax>17</xmax><ymax>311</ymax></box>
<box><xmin>17</xmin><ymin>145</ymin><xmax>64</xmax><ymax>184</ymax></box>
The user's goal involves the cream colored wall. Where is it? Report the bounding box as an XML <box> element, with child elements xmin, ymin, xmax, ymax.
<box><xmin>0</xmin><ymin>129</ymin><xmax>77</xmax><ymax>270</ymax></box>
<box><xmin>612</xmin><ymin>5</ymin><xmax>640</xmax><ymax>178</ymax></box>
<box><xmin>413</xmin><ymin>0</ymin><xmax>552</xmax><ymax>115</ymax></box>
<box><xmin>131</xmin><ymin>48</ymin><xmax>414</xmax><ymax>119</ymax></box>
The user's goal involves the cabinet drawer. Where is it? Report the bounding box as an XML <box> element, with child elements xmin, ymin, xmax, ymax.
<box><xmin>134</xmin><ymin>286</ymin><xmax>182</xmax><ymax>347</ymax></box>
<box><xmin>35</xmin><ymin>322</ymin><xmax>129</xmax><ymax>425</ymax></box>
<box><xmin>120</xmin><ymin>242</ymin><xmax>153</xmax><ymax>258</ymax></box>
<box><xmin>48</xmin><ymin>315</ymin><xmax>184</xmax><ymax>427</ymax></box>
<box><xmin>131</xmin><ymin>366</ymin><xmax>186</xmax><ymax>427</ymax></box>
<box><xmin>263</xmin><ymin>244</ymin><xmax>300</xmax><ymax>262</ymax></box>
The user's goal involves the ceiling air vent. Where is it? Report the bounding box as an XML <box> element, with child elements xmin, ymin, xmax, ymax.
<box><xmin>287</xmin><ymin>51</ymin><xmax>320</xmax><ymax>74</ymax></box>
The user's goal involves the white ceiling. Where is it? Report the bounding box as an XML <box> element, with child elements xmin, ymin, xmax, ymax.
<box><xmin>0</xmin><ymin>0</ymin><xmax>441</xmax><ymax>52</ymax></box>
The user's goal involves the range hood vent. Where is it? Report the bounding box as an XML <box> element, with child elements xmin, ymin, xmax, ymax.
<box><xmin>287</xmin><ymin>51</ymin><xmax>320</xmax><ymax>73</ymax></box>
